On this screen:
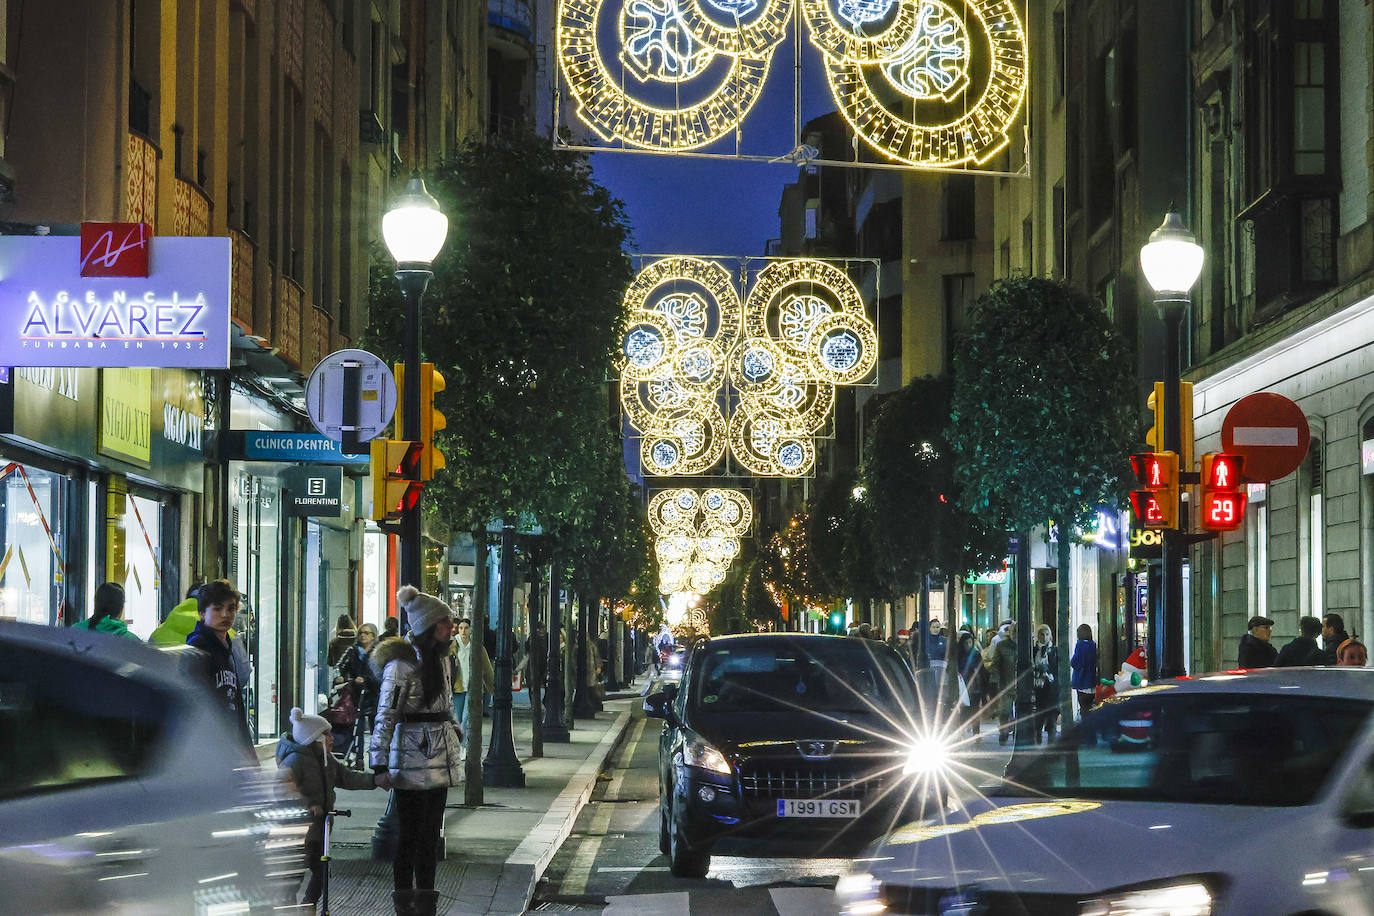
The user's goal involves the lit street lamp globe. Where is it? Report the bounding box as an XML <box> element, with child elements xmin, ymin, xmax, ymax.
<box><xmin>383</xmin><ymin>176</ymin><xmax>449</xmax><ymax>266</ymax></box>
<box><xmin>1139</xmin><ymin>210</ymin><xmax>1203</xmax><ymax>296</ymax></box>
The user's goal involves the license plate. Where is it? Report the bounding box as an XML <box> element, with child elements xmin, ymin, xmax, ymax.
<box><xmin>776</xmin><ymin>798</ymin><xmax>861</xmax><ymax>818</ymax></box>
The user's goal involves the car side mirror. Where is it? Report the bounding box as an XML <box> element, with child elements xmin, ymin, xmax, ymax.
<box><xmin>644</xmin><ymin>685</ymin><xmax>678</xmax><ymax>721</ymax></box>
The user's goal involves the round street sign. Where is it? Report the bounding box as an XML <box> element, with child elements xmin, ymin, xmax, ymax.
<box><xmin>305</xmin><ymin>348</ymin><xmax>397</xmax><ymax>446</ymax></box>
<box><xmin>1221</xmin><ymin>392</ymin><xmax>1311</xmax><ymax>483</ymax></box>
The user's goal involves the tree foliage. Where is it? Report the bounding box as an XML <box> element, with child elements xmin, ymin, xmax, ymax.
<box><xmin>947</xmin><ymin>276</ymin><xmax>1138</xmax><ymax>534</ymax></box>
<box><xmin>362</xmin><ymin>132</ymin><xmax>634</xmax><ymax>538</ymax></box>
<box><xmin>807</xmin><ymin>469</ymin><xmax>881</xmax><ymax>602</ymax></box>
<box><xmin>861</xmin><ymin>377</ymin><xmax>1007</xmax><ymax>588</ymax></box>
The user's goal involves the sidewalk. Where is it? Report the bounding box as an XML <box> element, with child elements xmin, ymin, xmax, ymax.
<box><xmin>318</xmin><ymin>685</ymin><xmax>640</xmax><ymax>916</ymax></box>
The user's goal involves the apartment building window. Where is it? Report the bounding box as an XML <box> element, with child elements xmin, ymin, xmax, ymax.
<box><xmin>1000</xmin><ymin>240</ymin><xmax>1011</xmax><ymax>279</ymax></box>
<box><xmin>1052</xmin><ymin>181</ymin><xmax>1066</xmax><ymax>277</ymax></box>
<box><xmin>1308</xmin><ymin>439</ymin><xmax>1324</xmax><ymax>618</ymax></box>
<box><xmin>941</xmin><ymin>175</ymin><xmax>976</xmax><ymax>241</ymax></box>
<box><xmin>1293</xmin><ymin>40</ymin><xmax>1327</xmax><ymax>175</ymax></box>
<box><xmin>129</xmin><ymin>0</ymin><xmax>159</xmax><ymax>137</ymax></box>
<box><xmin>1249</xmin><ymin>484</ymin><xmax>1268</xmax><ymax>619</ymax></box>
<box><xmin>1053</xmin><ymin>7</ymin><xmax>1065</xmax><ymax>100</ymax></box>
<box><xmin>1021</xmin><ymin>217</ymin><xmax>1033</xmax><ymax>274</ymax></box>
<box><xmin>943</xmin><ymin>274</ymin><xmax>974</xmax><ymax>372</ymax></box>
<box><xmin>340</xmin><ymin>164</ymin><xmax>353</xmax><ymax>337</ymax></box>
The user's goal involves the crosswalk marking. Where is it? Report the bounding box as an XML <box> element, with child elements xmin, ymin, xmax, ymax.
<box><xmin>767</xmin><ymin>887</ymin><xmax>837</xmax><ymax>915</ymax></box>
<box><xmin>603</xmin><ymin>891</ymin><xmax>691</xmax><ymax>916</ymax></box>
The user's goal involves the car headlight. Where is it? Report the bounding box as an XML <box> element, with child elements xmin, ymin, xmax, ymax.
<box><xmin>902</xmin><ymin>735</ymin><xmax>952</xmax><ymax>777</ymax></box>
<box><xmin>1079</xmin><ymin>881</ymin><xmax>1212</xmax><ymax>915</ymax></box>
<box><xmin>681</xmin><ymin>734</ymin><xmax>732</xmax><ymax>775</ymax></box>
<box><xmin>835</xmin><ymin>872</ymin><xmax>885</xmax><ymax>915</ymax></box>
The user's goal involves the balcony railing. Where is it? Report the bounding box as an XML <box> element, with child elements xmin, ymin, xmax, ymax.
<box><xmin>489</xmin><ymin>0</ymin><xmax>533</xmax><ymax>40</ymax></box>
<box><xmin>125</xmin><ymin>132</ymin><xmax>159</xmax><ymax>228</ymax></box>
<box><xmin>231</xmin><ymin>229</ymin><xmax>256</xmax><ymax>332</ymax></box>
<box><xmin>171</xmin><ymin>178</ymin><xmax>211</xmax><ymax>236</ymax></box>
<box><xmin>276</xmin><ymin>277</ymin><xmax>304</xmax><ymax>368</ymax></box>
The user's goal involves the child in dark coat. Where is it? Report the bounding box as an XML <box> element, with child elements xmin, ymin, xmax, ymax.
<box><xmin>277</xmin><ymin>706</ymin><xmax>383</xmax><ymax>903</ymax></box>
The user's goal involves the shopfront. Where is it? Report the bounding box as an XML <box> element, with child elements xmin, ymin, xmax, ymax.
<box><xmin>0</xmin><ymin>366</ymin><xmax>203</xmax><ymax>634</ymax></box>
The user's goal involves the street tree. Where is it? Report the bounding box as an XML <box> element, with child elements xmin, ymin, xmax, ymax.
<box><xmin>860</xmin><ymin>377</ymin><xmax>1007</xmax><ymax>659</ymax></box>
<box><xmin>807</xmin><ymin>469</ymin><xmax>881</xmax><ymax>620</ymax></box>
<box><xmin>947</xmin><ymin>276</ymin><xmax>1137</xmax><ymax>739</ymax></box>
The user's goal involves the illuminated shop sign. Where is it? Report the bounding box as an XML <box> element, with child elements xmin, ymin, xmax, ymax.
<box><xmin>0</xmin><ymin>233</ymin><xmax>231</xmax><ymax>368</ymax></box>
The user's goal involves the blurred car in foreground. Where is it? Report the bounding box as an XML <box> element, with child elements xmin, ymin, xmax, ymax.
<box><xmin>0</xmin><ymin>621</ymin><xmax>310</xmax><ymax>914</ymax></box>
<box><xmin>647</xmin><ymin>633</ymin><xmax>933</xmax><ymax>877</ymax></box>
<box><xmin>838</xmin><ymin>668</ymin><xmax>1374</xmax><ymax>916</ymax></box>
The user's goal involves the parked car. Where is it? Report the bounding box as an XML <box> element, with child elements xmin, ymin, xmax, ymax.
<box><xmin>0</xmin><ymin>621</ymin><xmax>310</xmax><ymax>914</ymax></box>
<box><xmin>646</xmin><ymin>633</ymin><xmax>930</xmax><ymax>877</ymax></box>
<box><xmin>837</xmin><ymin>668</ymin><xmax>1374</xmax><ymax>916</ymax></box>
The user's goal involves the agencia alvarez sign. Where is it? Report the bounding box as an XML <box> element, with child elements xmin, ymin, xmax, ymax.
<box><xmin>0</xmin><ymin>225</ymin><xmax>231</xmax><ymax>368</ymax></box>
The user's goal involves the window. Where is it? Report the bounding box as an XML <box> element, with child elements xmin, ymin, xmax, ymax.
<box><xmin>941</xmin><ymin>175</ymin><xmax>976</xmax><ymax>241</ymax></box>
<box><xmin>0</xmin><ymin>643</ymin><xmax>169</xmax><ymax>800</ymax></box>
<box><xmin>1249</xmin><ymin>484</ymin><xmax>1268</xmax><ymax>618</ymax></box>
<box><xmin>1052</xmin><ymin>181</ymin><xmax>1066</xmax><ymax>277</ymax></box>
<box><xmin>0</xmin><ymin>460</ymin><xmax>69</xmax><ymax>625</ymax></box>
<box><xmin>1292</xmin><ymin>40</ymin><xmax>1327</xmax><ymax>175</ymax></box>
<box><xmin>1309</xmin><ymin>440</ymin><xmax>1324</xmax><ymax>617</ymax></box>
<box><xmin>1022</xmin><ymin>217</ymin><xmax>1034</xmax><ymax>274</ymax></box>
<box><xmin>1052</xmin><ymin>7</ymin><xmax>1065</xmax><ymax>100</ymax></box>
<box><xmin>943</xmin><ymin>274</ymin><xmax>974</xmax><ymax>372</ymax></box>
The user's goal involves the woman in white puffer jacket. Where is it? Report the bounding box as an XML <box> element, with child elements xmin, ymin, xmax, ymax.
<box><xmin>369</xmin><ymin>586</ymin><xmax>462</xmax><ymax>916</ymax></box>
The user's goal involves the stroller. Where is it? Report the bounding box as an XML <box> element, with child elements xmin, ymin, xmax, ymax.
<box><xmin>321</xmin><ymin>681</ymin><xmax>371</xmax><ymax>766</ymax></box>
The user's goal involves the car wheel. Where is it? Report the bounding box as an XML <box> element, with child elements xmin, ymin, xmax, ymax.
<box><xmin>668</xmin><ymin>808</ymin><xmax>710</xmax><ymax>878</ymax></box>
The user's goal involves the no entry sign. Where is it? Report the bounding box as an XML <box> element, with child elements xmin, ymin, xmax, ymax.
<box><xmin>1221</xmin><ymin>393</ymin><xmax>1311</xmax><ymax>482</ymax></box>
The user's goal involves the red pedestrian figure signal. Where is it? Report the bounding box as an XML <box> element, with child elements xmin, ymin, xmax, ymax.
<box><xmin>1200</xmin><ymin>453</ymin><xmax>1246</xmax><ymax>531</ymax></box>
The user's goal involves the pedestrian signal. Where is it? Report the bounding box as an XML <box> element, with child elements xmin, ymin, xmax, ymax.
<box><xmin>1199</xmin><ymin>453</ymin><xmax>1246</xmax><ymax>532</ymax></box>
<box><xmin>1129</xmin><ymin>452</ymin><xmax>1178</xmax><ymax>529</ymax></box>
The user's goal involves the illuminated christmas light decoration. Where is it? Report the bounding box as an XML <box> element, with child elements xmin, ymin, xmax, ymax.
<box><xmin>648</xmin><ymin>487</ymin><xmax>752</xmax><ymax>595</ymax></box>
<box><xmin>556</xmin><ymin>0</ymin><xmax>1027</xmax><ymax>171</ymax></box>
<box><xmin>621</xmin><ymin>257</ymin><xmax>876</xmax><ymax>477</ymax></box>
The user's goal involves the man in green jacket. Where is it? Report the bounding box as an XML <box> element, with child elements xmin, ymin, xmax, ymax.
<box><xmin>71</xmin><ymin>582</ymin><xmax>139</xmax><ymax>640</ymax></box>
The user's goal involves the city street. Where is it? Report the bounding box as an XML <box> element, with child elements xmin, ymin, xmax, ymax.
<box><xmin>529</xmin><ymin>705</ymin><xmax>849</xmax><ymax>915</ymax></box>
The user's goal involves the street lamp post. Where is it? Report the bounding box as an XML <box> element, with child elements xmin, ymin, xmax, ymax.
<box><xmin>1140</xmin><ymin>210</ymin><xmax>1204</xmax><ymax>680</ymax></box>
<box><xmin>381</xmin><ymin>176</ymin><xmax>449</xmax><ymax>588</ymax></box>
<box><xmin>484</xmin><ymin>521</ymin><xmax>527</xmax><ymax>786</ymax></box>
<box><xmin>372</xmin><ymin>176</ymin><xmax>447</xmax><ymax>860</ymax></box>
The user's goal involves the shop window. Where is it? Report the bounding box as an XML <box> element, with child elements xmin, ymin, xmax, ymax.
<box><xmin>0</xmin><ymin>642</ymin><xmax>168</xmax><ymax>801</ymax></box>
<box><xmin>0</xmin><ymin>461</ymin><xmax>68</xmax><ymax>626</ymax></box>
<box><xmin>1248</xmin><ymin>484</ymin><xmax>1268</xmax><ymax>618</ymax></box>
<box><xmin>1308</xmin><ymin>440</ymin><xmax>1324</xmax><ymax>617</ymax></box>
<box><xmin>121</xmin><ymin>492</ymin><xmax>162</xmax><ymax>640</ymax></box>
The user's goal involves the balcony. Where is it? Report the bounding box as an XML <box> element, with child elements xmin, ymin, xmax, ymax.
<box><xmin>488</xmin><ymin>0</ymin><xmax>533</xmax><ymax>41</ymax></box>
<box><xmin>171</xmin><ymin>178</ymin><xmax>211</xmax><ymax>236</ymax></box>
<box><xmin>125</xmin><ymin>132</ymin><xmax>159</xmax><ymax>229</ymax></box>
<box><xmin>231</xmin><ymin>229</ymin><xmax>256</xmax><ymax>332</ymax></box>
<box><xmin>275</xmin><ymin>277</ymin><xmax>304</xmax><ymax>368</ymax></box>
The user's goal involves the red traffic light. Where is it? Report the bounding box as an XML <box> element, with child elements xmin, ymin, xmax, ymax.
<box><xmin>1129</xmin><ymin>491</ymin><xmax>1170</xmax><ymax>527</ymax></box>
<box><xmin>1201</xmin><ymin>492</ymin><xmax>1247</xmax><ymax>531</ymax></box>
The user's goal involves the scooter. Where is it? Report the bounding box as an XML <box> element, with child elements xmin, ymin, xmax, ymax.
<box><xmin>318</xmin><ymin>808</ymin><xmax>351</xmax><ymax>915</ymax></box>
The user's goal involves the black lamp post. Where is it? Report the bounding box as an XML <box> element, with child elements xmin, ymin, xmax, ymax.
<box><xmin>1140</xmin><ymin>210</ymin><xmax>1204</xmax><ymax>680</ymax></box>
<box><xmin>484</xmin><ymin>521</ymin><xmax>526</xmax><ymax>786</ymax></box>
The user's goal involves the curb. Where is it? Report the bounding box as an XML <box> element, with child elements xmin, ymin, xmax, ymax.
<box><xmin>496</xmin><ymin>704</ymin><xmax>634</xmax><ymax>914</ymax></box>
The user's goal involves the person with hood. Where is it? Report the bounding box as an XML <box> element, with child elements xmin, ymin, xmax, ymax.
<box><xmin>72</xmin><ymin>582</ymin><xmax>139</xmax><ymax>640</ymax></box>
<box><xmin>1276</xmin><ymin>616</ymin><xmax>1326</xmax><ymax>667</ymax></box>
<box><xmin>277</xmin><ymin>707</ymin><xmax>382</xmax><ymax>904</ymax></box>
<box><xmin>187</xmin><ymin>579</ymin><xmax>254</xmax><ymax>754</ymax></box>
<box><xmin>991</xmin><ymin>622</ymin><xmax>1017</xmax><ymax>745</ymax></box>
<box><xmin>1237</xmin><ymin>615</ymin><xmax>1277</xmax><ymax>668</ymax></box>
<box><xmin>1031</xmin><ymin>624</ymin><xmax>1059</xmax><ymax>743</ymax></box>
<box><xmin>370</xmin><ymin>586</ymin><xmax>462</xmax><ymax>916</ymax></box>
<box><xmin>1070</xmin><ymin>623</ymin><xmax>1098</xmax><ymax>722</ymax></box>
<box><xmin>327</xmin><ymin>613</ymin><xmax>358</xmax><ymax>668</ymax></box>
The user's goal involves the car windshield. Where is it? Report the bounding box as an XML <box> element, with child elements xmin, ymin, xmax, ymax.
<box><xmin>690</xmin><ymin>640</ymin><xmax>915</xmax><ymax>715</ymax></box>
<box><xmin>1000</xmin><ymin>691</ymin><xmax>1372</xmax><ymax>807</ymax></box>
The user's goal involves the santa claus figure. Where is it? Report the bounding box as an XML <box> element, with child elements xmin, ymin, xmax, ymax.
<box><xmin>1114</xmin><ymin>648</ymin><xmax>1148</xmax><ymax>694</ymax></box>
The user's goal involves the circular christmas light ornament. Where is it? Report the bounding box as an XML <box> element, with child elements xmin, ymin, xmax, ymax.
<box><xmin>809</xmin><ymin>311</ymin><xmax>877</xmax><ymax>384</ymax></box>
<box><xmin>677</xmin><ymin>0</ymin><xmax>794</xmax><ymax>57</ymax></box>
<box><xmin>801</xmin><ymin>0</ymin><xmax>919</xmax><ymax>63</ymax></box>
<box><xmin>821</xmin><ymin>0</ymin><xmax>1027</xmax><ymax>168</ymax></box>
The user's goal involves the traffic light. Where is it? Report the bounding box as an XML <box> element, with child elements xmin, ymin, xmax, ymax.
<box><xmin>828</xmin><ymin>611</ymin><xmax>845</xmax><ymax>634</ymax></box>
<box><xmin>369</xmin><ymin>438</ymin><xmax>422</xmax><ymax>522</ymax></box>
<box><xmin>418</xmin><ymin>363</ymin><xmax>446</xmax><ymax>480</ymax></box>
<box><xmin>1199</xmin><ymin>453</ymin><xmax>1247</xmax><ymax>532</ymax></box>
<box><xmin>1129</xmin><ymin>452</ymin><xmax>1178</xmax><ymax>529</ymax></box>
<box><xmin>1144</xmin><ymin>381</ymin><xmax>1195</xmax><ymax>471</ymax></box>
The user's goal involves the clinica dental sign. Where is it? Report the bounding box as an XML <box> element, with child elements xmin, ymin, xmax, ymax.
<box><xmin>0</xmin><ymin>234</ymin><xmax>232</xmax><ymax>368</ymax></box>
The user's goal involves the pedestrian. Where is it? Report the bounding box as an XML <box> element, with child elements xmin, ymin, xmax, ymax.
<box><xmin>1070</xmin><ymin>623</ymin><xmax>1098</xmax><ymax>722</ymax></box>
<box><xmin>1237</xmin><ymin>615</ymin><xmax>1277</xmax><ymax>668</ymax></box>
<box><xmin>1031</xmin><ymin>624</ymin><xmax>1059</xmax><ymax>743</ymax></box>
<box><xmin>954</xmin><ymin>628</ymin><xmax>985</xmax><ymax>736</ymax></box>
<box><xmin>72</xmin><ymin>581</ymin><xmax>139</xmax><ymax>640</ymax></box>
<box><xmin>1320</xmin><ymin>613</ymin><xmax>1351</xmax><ymax>664</ymax></box>
<box><xmin>370</xmin><ymin>585</ymin><xmax>463</xmax><ymax>916</ymax></box>
<box><xmin>384</xmin><ymin>615</ymin><xmax>400</xmax><ymax>639</ymax></box>
<box><xmin>1337</xmin><ymin>638</ymin><xmax>1368</xmax><ymax>667</ymax></box>
<box><xmin>328</xmin><ymin>613</ymin><xmax>358</xmax><ymax>668</ymax></box>
<box><xmin>339</xmin><ymin>622</ymin><xmax>382</xmax><ymax>722</ymax></box>
<box><xmin>992</xmin><ymin>622</ymin><xmax>1017</xmax><ymax>745</ymax></box>
<box><xmin>1275</xmin><ymin>616</ymin><xmax>1325</xmax><ymax>667</ymax></box>
<box><xmin>928</xmin><ymin>619</ymin><xmax>947</xmax><ymax>661</ymax></box>
<box><xmin>187</xmin><ymin>579</ymin><xmax>254</xmax><ymax>755</ymax></box>
<box><xmin>447</xmin><ymin>617</ymin><xmax>493</xmax><ymax>757</ymax></box>
<box><xmin>277</xmin><ymin>707</ymin><xmax>383</xmax><ymax>905</ymax></box>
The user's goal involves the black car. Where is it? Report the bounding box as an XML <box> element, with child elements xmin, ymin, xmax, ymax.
<box><xmin>645</xmin><ymin>633</ymin><xmax>927</xmax><ymax>877</ymax></box>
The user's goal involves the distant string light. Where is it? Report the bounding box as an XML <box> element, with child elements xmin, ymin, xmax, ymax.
<box><xmin>556</xmin><ymin>0</ymin><xmax>1027</xmax><ymax>169</ymax></box>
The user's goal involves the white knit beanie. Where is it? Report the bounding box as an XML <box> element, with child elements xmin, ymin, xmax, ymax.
<box><xmin>397</xmin><ymin>585</ymin><xmax>450</xmax><ymax>636</ymax></box>
<box><xmin>289</xmin><ymin>706</ymin><xmax>331</xmax><ymax>745</ymax></box>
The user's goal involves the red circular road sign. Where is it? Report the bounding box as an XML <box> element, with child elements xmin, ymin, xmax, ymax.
<box><xmin>1221</xmin><ymin>393</ymin><xmax>1311</xmax><ymax>483</ymax></box>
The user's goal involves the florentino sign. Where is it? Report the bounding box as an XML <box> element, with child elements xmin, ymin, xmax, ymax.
<box><xmin>0</xmin><ymin>225</ymin><xmax>231</xmax><ymax>368</ymax></box>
